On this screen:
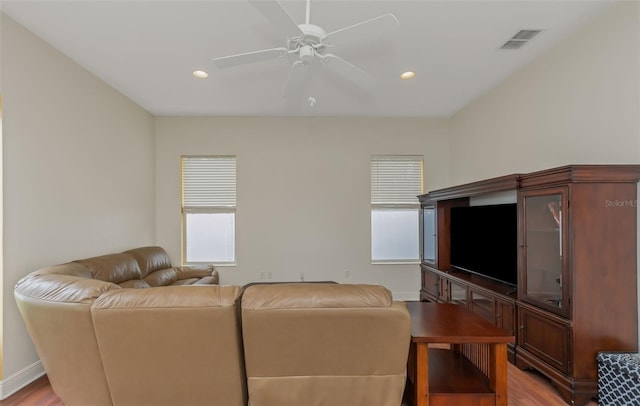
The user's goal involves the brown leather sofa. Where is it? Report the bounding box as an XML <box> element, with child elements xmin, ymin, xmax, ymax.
<box><xmin>15</xmin><ymin>249</ymin><xmax>411</xmax><ymax>406</ymax></box>
<box><xmin>14</xmin><ymin>246</ymin><xmax>247</xmax><ymax>406</ymax></box>
<box><xmin>241</xmin><ymin>283</ymin><xmax>411</xmax><ymax>406</ymax></box>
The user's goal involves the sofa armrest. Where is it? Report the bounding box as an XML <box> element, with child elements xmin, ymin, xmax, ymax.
<box><xmin>15</xmin><ymin>273</ymin><xmax>119</xmax><ymax>304</ymax></box>
<box><xmin>14</xmin><ymin>273</ymin><xmax>118</xmax><ymax>406</ymax></box>
<box><xmin>175</xmin><ymin>265</ymin><xmax>218</xmax><ymax>284</ymax></box>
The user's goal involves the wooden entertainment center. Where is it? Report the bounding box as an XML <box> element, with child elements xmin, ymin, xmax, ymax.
<box><xmin>418</xmin><ymin>165</ymin><xmax>640</xmax><ymax>405</ymax></box>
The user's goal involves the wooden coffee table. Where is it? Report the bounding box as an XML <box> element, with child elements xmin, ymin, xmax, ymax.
<box><xmin>405</xmin><ymin>302</ymin><xmax>515</xmax><ymax>406</ymax></box>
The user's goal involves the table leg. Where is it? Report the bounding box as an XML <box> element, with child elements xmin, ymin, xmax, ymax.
<box><xmin>414</xmin><ymin>342</ymin><xmax>429</xmax><ymax>406</ymax></box>
<box><xmin>489</xmin><ymin>343</ymin><xmax>508</xmax><ymax>406</ymax></box>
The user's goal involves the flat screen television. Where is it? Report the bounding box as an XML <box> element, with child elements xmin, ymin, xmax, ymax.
<box><xmin>450</xmin><ymin>203</ymin><xmax>518</xmax><ymax>286</ymax></box>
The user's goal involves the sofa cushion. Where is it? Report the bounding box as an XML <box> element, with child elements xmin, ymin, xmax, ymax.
<box><xmin>124</xmin><ymin>246</ymin><xmax>172</xmax><ymax>278</ymax></box>
<box><xmin>118</xmin><ymin>279</ymin><xmax>151</xmax><ymax>289</ymax></box>
<box><xmin>144</xmin><ymin>268</ymin><xmax>178</xmax><ymax>286</ymax></box>
<box><xmin>242</xmin><ymin>283</ymin><xmax>393</xmax><ymax>310</ymax></box>
<box><xmin>92</xmin><ymin>285</ymin><xmax>243</xmax><ymax>309</ymax></box>
<box><xmin>75</xmin><ymin>253</ymin><xmax>142</xmax><ymax>284</ymax></box>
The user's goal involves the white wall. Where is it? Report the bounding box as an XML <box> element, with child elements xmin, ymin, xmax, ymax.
<box><xmin>156</xmin><ymin>117</ymin><xmax>450</xmax><ymax>298</ymax></box>
<box><xmin>449</xmin><ymin>1</ymin><xmax>640</xmax><ymax>184</ymax></box>
<box><xmin>1</xmin><ymin>13</ymin><xmax>155</xmax><ymax>386</ymax></box>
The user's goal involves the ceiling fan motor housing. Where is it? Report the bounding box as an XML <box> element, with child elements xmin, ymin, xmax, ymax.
<box><xmin>297</xmin><ymin>23</ymin><xmax>326</xmax><ymax>46</ymax></box>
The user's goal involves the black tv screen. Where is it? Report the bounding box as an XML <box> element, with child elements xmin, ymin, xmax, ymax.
<box><xmin>450</xmin><ymin>204</ymin><xmax>518</xmax><ymax>286</ymax></box>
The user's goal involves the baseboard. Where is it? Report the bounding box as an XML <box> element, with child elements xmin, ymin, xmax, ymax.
<box><xmin>393</xmin><ymin>291</ymin><xmax>420</xmax><ymax>301</ymax></box>
<box><xmin>0</xmin><ymin>361</ymin><xmax>45</xmax><ymax>400</ymax></box>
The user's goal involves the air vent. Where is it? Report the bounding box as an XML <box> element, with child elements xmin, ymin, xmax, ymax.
<box><xmin>501</xmin><ymin>40</ymin><xmax>526</xmax><ymax>50</ymax></box>
<box><xmin>500</xmin><ymin>29</ymin><xmax>542</xmax><ymax>50</ymax></box>
<box><xmin>512</xmin><ymin>30</ymin><xmax>541</xmax><ymax>40</ymax></box>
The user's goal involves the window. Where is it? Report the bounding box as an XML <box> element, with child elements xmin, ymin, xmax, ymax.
<box><xmin>370</xmin><ymin>155</ymin><xmax>423</xmax><ymax>263</ymax></box>
<box><xmin>182</xmin><ymin>156</ymin><xmax>236</xmax><ymax>264</ymax></box>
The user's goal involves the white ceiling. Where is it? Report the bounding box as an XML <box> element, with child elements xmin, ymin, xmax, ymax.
<box><xmin>1</xmin><ymin>0</ymin><xmax>616</xmax><ymax>117</ymax></box>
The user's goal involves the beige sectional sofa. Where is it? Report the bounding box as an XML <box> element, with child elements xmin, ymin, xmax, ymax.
<box><xmin>15</xmin><ymin>246</ymin><xmax>411</xmax><ymax>406</ymax></box>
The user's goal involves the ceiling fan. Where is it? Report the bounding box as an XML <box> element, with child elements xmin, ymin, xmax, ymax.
<box><xmin>212</xmin><ymin>0</ymin><xmax>400</xmax><ymax>99</ymax></box>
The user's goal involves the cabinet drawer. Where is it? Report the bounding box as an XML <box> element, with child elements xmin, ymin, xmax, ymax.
<box><xmin>518</xmin><ymin>307</ymin><xmax>570</xmax><ymax>374</ymax></box>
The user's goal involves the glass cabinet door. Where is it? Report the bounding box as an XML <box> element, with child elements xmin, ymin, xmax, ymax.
<box><xmin>449</xmin><ymin>280</ymin><xmax>468</xmax><ymax>306</ymax></box>
<box><xmin>519</xmin><ymin>188</ymin><xmax>568</xmax><ymax>317</ymax></box>
<box><xmin>421</xmin><ymin>205</ymin><xmax>436</xmax><ymax>265</ymax></box>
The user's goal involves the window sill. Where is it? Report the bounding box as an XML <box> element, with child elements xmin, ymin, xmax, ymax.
<box><xmin>184</xmin><ymin>262</ymin><xmax>236</xmax><ymax>267</ymax></box>
<box><xmin>371</xmin><ymin>260</ymin><xmax>420</xmax><ymax>265</ymax></box>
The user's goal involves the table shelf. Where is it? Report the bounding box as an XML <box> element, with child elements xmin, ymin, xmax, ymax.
<box><xmin>428</xmin><ymin>348</ymin><xmax>493</xmax><ymax>394</ymax></box>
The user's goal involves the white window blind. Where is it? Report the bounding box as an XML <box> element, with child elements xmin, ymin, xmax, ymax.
<box><xmin>370</xmin><ymin>155</ymin><xmax>423</xmax><ymax>263</ymax></box>
<box><xmin>182</xmin><ymin>156</ymin><xmax>236</xmax><ymax>209</ymax></box>
<box><xmin>371</xmin><ymin>156</ymin><xmax>423</xmax><ymax>206</ymax></box>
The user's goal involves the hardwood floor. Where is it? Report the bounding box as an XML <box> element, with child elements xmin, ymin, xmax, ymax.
<box><xmin>507</xmin><ymin>364</ymin><xmax>598</xmax><ymax>406</ymax></box>
<box><xmin>1</xmin><ymin>365</ymin><xmax>599</xmax><ymax>405</ymax></box>
<box><xmin>0</xmin><ymin>375</ymin><xmax>62</xmax><ymax>406</ymax></box>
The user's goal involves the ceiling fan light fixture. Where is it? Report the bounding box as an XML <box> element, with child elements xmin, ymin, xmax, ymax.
<box><xmin>192</xmin><ymin>70</ymin><xmax>209</xmax><ymax>79</ymax></box>
<box><xmin>400</xmin><ymin>71</ymin><xmax>416</xmax><ymax>80</ymax></box>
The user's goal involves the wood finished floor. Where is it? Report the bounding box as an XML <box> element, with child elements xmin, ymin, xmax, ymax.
<box><xmin>1</xmin><ymin>364</ymin><xmax>599</xmax><ymax>406</ymax></box>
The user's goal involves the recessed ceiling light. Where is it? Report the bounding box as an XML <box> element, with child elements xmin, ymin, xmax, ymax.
<box><xmin>192</xmin><ymin>70</ymin><xmax>209</xmax><ymax>79</ymax></box>
<box><xmin>400</xmin><ymin>71</ymin><xmax>416</xmax><ymax>80</ymax></box>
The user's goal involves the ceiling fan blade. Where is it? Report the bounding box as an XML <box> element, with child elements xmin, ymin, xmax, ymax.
<box><xmin>283</xmin><ymin>61</ymin><xmax>309</xmax><ymax>98</ymax></box>
<box><xmin>325</xmin><ymin>14</ymin><xmax>400</xmax><ymax>46</ymax></box>
<box><xmin>321</xmin><ymin>54</ymin><xmax>373</xmax><ymax>90</ymax></box>
<box><xmin>249</xmin><ymin>0</ymin><xmax>304</xmax><ymax>39</ymax></box>
<box><xmin>212</xmin><ymin>47</ymin><xmax>288</xmax><ymax>68</ymax></box>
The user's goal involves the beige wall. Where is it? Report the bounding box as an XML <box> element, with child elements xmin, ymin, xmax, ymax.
<box><xmin>1</xmin><ymin>14</ymin><xmax>155</xmax><ymax>384</ymax></box>
<box><xmin>449</xmin><ymin>1</ymin><xmax>640</xmax><ymax>184</ymax></box>
<box><xmin>155</xmin><ymin>117</ymin><xmax>450</xmax><ymax>297</ymax></box>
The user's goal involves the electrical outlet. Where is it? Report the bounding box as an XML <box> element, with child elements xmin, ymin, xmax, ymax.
<box><xmin>300</xmin><ymin>272</ymin><xmax>305</xmax><ymax>282</ymax></box>
<box><xmin>260</xmin><ymin>272</ymin><xmax>265</xmax><ymax>280</ymax></box>
<box><xmin>344</xmin><ymin>270</ymin><xmax>350</xmax><ymax>279</ymax></box>
<box><xmin>267</xmin><ymin>272</ymin><xmax>273</xmax><ymax>280</ymax></box>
